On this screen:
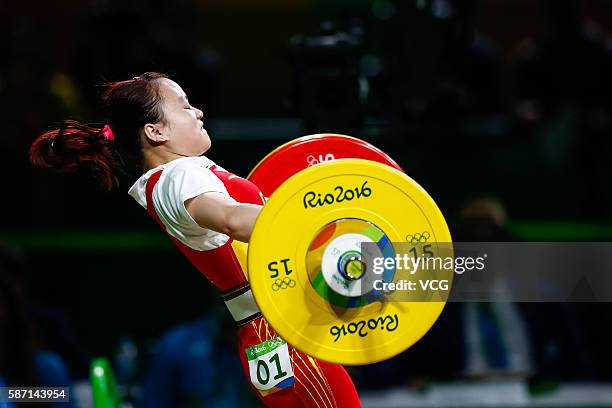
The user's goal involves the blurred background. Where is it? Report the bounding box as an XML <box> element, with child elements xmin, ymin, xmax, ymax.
<box><xmin>2</xmin><ymin>0</ymin><xmax>612</xmax><ymax>406</ymax></box>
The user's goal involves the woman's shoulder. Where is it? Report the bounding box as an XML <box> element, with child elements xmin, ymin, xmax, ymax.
<box><xmin>128</xmin><ymin>156</ymin><xmax>218</xmax><ymax>207</ymax></box>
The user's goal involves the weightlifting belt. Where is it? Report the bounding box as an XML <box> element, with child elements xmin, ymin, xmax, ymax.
<box><xmin>221</xmin><ymin>283</ymin><xmax>262</xmax><ymax>326</ymax></box>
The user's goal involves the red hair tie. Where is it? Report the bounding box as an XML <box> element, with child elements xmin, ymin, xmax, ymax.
<box><xmin>102</xmin><ymin>124</ymin><xmax>115</xmax><ymax>141</ymax></box>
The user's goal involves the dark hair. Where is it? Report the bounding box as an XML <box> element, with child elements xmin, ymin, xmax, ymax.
<box><xmin>29</xmin><ymin>72</ymin><xmax>168</xmax><ymax>190</ymax></box>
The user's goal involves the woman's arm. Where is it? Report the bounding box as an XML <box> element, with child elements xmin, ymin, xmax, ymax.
<box><xmin>185</xmin><ymin>192</ymin><xmax>262</xmax><ymax>243</ymax></box>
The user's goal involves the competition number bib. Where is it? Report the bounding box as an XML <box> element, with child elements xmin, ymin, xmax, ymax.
<box><xmin>246</xmin><ymin>337</ymin><xmax>295</xmax><ymax>395</ymax></box>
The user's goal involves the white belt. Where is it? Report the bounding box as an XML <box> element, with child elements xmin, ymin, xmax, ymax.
<box><xmin>223</xmin><ymin>287</ymin><xmax>262</xmax><ymax>325</ymax></box>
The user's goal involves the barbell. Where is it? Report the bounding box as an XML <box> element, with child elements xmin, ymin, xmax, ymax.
<box><xmin>243</xmin><ymin>135</ymin><xmax>452</xmax><ymax>365</ymax></box>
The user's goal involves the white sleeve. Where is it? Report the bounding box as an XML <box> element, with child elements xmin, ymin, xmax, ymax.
<box><xmin>151</xmin><ymin>159</ymin><xmax>232</xmax><ymax>251</ymax></box>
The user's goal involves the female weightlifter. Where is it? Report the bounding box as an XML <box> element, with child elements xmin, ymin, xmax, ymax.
<box><xmin>30</xmin><ymin>72</ymin><xmax>361</xmax><ymax>407</ymax></box>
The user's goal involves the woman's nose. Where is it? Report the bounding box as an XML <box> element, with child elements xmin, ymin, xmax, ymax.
<box><xmin>195</xmin><ymin>108</ymin><xmax>204</xmax><ymax>120</ymax></box>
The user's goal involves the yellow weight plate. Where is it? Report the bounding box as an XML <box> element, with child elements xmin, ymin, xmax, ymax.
<box><xmin>248</xmin><ymin>159</ymin><xmax>452</xmax><ymax>365</ymax></box>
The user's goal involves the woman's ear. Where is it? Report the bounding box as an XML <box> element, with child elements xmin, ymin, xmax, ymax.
<box><xmin>143</xmin><ymin>123</ymin><xmax>168</xmax><ymax>143</ymax></box>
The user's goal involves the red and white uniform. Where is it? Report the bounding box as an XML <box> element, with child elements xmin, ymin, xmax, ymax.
<box><xmin>129</xmin><ymin>156</ymin><xmax>360</xmax><ymax>408</ymax></box>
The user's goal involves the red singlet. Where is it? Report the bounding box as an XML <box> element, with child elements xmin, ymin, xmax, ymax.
<box><xmin>141</xmin><ymin>161</ymin><xmax>361</xmax><ymax>408</ymax></box>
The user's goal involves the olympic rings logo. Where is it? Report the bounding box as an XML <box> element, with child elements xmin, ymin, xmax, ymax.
<box><xmin>405</xmin><ymin>231</ymin><xmax>430</xmax><ymax>244</ymax></box>
<box><xmin>272</xmin><ymin>277</ymin><xmax>296</xmax><ymax>291</ymax></box>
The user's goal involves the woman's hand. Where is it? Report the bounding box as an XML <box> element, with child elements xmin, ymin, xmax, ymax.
<box><xmin>185</xmin><ymin>192</ymin><xmax>262</xmax><ymax>243</ymax></box>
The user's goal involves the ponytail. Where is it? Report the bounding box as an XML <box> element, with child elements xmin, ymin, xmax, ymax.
<box><xmin>29</xmin><ymin>120</ymin><xmax>118</xmax><ymax>190</ymax></box>
<box><xmin>30</xmin><ymin>71</ymin><xmax>167</xmax><ymax>190</ymax></box>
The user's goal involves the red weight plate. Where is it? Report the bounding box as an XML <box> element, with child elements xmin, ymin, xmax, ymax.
<box><xmin>247</xmin><ymin>134</ymin><xmax>403</xmax><ymax>197</ymax></box>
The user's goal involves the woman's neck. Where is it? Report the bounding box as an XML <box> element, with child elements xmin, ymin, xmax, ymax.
<box><xmin>142</xmin><ymin>147</ymin><xmax>188</xmax><ymax>171</ymax></box>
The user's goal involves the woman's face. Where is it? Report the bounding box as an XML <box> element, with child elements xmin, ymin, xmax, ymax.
<box><xmin>157</xmin><ymin>78</ymin><xmax>211</xmax><ymax>156</ymax></box>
